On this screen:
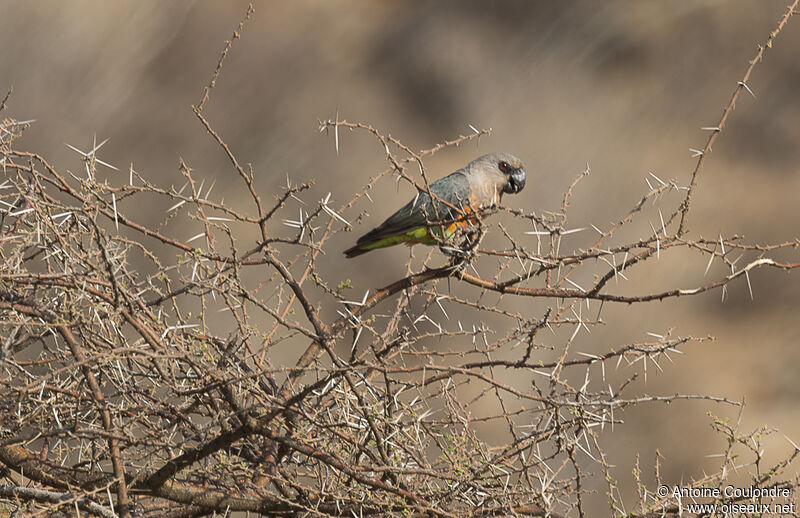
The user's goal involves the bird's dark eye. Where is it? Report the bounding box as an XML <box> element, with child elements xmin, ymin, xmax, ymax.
<box><xmin>499</xmin><ymin>161</ymin><xmax>509</xmax><ymax>173</ymax></box>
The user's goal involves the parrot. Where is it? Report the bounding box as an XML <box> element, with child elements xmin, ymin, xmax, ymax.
<box><xmin>344</xmin><ymin>152</ymin><xmax>526</xmax><ymax>258</ymax></box>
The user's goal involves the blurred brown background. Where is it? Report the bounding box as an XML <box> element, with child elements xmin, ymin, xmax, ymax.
<box><xmin>3</xmin><ymin>0</ymin><xmax>799</xmax><ymax>507</ymax></box>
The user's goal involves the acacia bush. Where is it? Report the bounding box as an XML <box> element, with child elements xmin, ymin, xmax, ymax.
<box><xmin>0</xmin><ymin>4</ymin><xmax>799</xmax><ymax>517</ymax></box>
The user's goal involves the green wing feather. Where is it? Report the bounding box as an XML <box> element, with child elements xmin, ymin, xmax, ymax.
<box><xmin>344</xmin><ymin>172</ymin><xmax>472</xmax><ymax>257</ymax></box>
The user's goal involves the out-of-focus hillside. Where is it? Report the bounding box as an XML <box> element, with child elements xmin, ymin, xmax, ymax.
<box><xmin>2</xmin><ymin>0</ymin><xmax>798</xmax><ymax>506</ymax></box>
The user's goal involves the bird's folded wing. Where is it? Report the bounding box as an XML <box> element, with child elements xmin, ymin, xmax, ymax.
<box><xmin>356</xmin><ymin>172</ymin><xmax>472</xmax><ymax>245</ymax></box>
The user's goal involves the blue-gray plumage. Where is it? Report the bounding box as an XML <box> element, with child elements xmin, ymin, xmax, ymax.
<box><xmin>345</xmin><ymin>152</ymin><xmax>525</xmax><ymax>258</ymax></box>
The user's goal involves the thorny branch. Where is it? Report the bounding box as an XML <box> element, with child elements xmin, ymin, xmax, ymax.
<box><xmin>0</xmin><ymin>2</ymin><xmax>798</xmax><ymax>517</ymax></box>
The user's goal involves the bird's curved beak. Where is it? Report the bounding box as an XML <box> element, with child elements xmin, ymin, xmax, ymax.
<box><xmin>504</xmin><ymin>168</ymin><xmax>526</xmax><ymax>194</ymax></box>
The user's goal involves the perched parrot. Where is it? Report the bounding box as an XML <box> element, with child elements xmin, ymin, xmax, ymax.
<box><xmin>344</xmin><ymin>152</ymin><xmax>526</xmax><ymax>258</ymax></box>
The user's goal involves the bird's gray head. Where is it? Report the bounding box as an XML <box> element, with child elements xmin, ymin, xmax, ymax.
<box><xmin>469</xmin><ymin>152</ymin><xmax>526</xmax><ymax>195</ymax></box>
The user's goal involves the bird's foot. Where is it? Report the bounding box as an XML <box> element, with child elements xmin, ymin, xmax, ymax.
<box><xmin>437</xmin><ymin>246</ymin><xmax>472</xmax><ymax>271</ymax></box>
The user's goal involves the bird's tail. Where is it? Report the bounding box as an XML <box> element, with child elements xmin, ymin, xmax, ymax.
<box><xmin>343</xmin><ymin>243</ymin><xmax>370</xmax><ymax>258</ymax></box>
<box><xmin>343</xmin><ymin>226</ymin><xmax>389</xmax><ymax>258</ymax></box>
<box><xmin>344</xmin><ymin>226</ymin><xmax>428</xmax><ymax>258</ymax></box>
